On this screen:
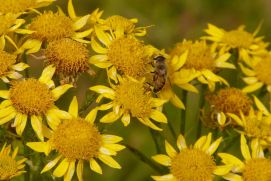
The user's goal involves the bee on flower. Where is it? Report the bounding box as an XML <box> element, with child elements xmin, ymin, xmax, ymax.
<box><xmin>27</xmin><ymin>97</ymin><xmax>125</xmax><ymax>181</ymax></box>
<box><xmin>203</xmin><ymin>23</ymin><xmax>268</xmax><ymax>63</ymax></box>
<box><xmin>170</xmin><ymin>40</ymin><xmax>235</xmax><ymax>91</ymax></box>
<box><xmin>90</xmin><ymin>76</ymin><xmax>167</xmax><ymax>131</ymax></box>
<box><xmin>151</xmin><ymin>133</ymin><xmax>223</xmax><ymax>181</ymax></box>
<box><xmin>0</xmin><ymin>144</ymin><xmax>27</xmax><ymax>180</ymax></box>
<box><xmin>0</xmin><ymin>65</ymin><xmax>73</xmax><ymax>141</ymax></box>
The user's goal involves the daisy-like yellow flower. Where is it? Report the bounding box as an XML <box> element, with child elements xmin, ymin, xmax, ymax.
<box><xmin>17</xmin><ymin>2</ymin><xmax>93</xmax><ymax>54</ymax></box>
<box><xmin>170</xmin><ymin>40</ymin><xmax>234</xmax><ymax>91</ymax></box>
<box><xmin>89</xmin><ymin>26</ymin><xmax>154</xmax><ymax>81</ymax></box>
<box><xmin>98</xmin><ymin>15</ymin><xmax>148</xmax><ymax>37</ymax></box>
<box><xmin>90</xmin><ymin>77</ymin><xmax>167</xmax><ymax>131</ymax></box>
<box><xmin>0</xmin><ymin>50</ymin><xmax>29</xmax><ymax>83</ymax></box>
<box><xmin>0</xmin><ymin>0</ymin><xmax>55</xmax><ymax>14</ymax></box>
<box><xmin>204</xmin><ymin>23</ymin><xmax>268</xmax><ymax>63</ymax></box>
<box><xmin>204</xmin><ymin>87</ymin><xmax>252</xmax><ymax>128</ymax></box>
<box><xmin>216</xmin><ymin>135</ymin><xmax>271</xmax><ymax>181</ymax></box>
<box><xmin>27</xmin><ymin>97</ymin><xmax>125</xmax><ymax>181</ymax></box>
<box><xmin>240</xmin><ymin>52</ymin><xmax>271</xmax><ymax>93</ymax></box>
<box><xmin>0</xmin><ymin>13</ymin><xmax>33</xmax><ymax>50</ymax></box>
<box><xmin>0</xmin><ymin>65</ymin><xmax>73</xmax><ymax>141</ymax></box>
<box><xmin>0</xmin><ymin>144</ymin><xmax>27</xmax><ymax>180</ymax></box>
<box><xmin>157</xmin><ymin>53</ymin><xmax>199</xmax><ymax>109</ymax></box>
<box><xmin>45</xmin><ymin>38</ymin><xmax>94</xmax><ymax>84</ymax></box>
<box><xmin>152</xmin><ymin>133</ymin><xmax>223</xmax><ymax>181</ymax></box>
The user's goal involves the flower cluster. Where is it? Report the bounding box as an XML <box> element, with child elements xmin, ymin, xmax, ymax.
<box><xmin>0</xmin><ymin>0</ymin><xmax>271</xmax><ymax>181</ymax></box>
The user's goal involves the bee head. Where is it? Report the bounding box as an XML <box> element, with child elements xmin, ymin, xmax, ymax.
<box><xmin>154</xmin><ymin>55</ymin><xmax>166</xmax><ymax>62</ymax></box>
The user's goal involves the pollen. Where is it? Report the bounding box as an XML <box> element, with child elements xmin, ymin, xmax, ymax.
<box><xmin>254</xmin><ymin>54</ymin><xmax>271</xmax><ymax>85</ymax></box>
<box><xmin>0</xmin><ymin>0</ymin><xmax>36</xmax><ymax>14</ymax></box>
<box><xmin>9</xmin><ymin>79</ymin><xmax>54</xmax><ymax>115</ymax></box>
<box><xmin>50</xmin><ymin>118</ymin><xmax>102</xmax><ymax>160</ymax></box>
<box><xmin>107</xmin><ymin>37</ymin><xmax>149</xmax><ymax>78</ymax></box>
<box><xmin>222</xmin><ymin>29</ymin><xmax>254</xmax><ymax>49</ymax></box>
<box><xmin>0</xmin><ymin>13</ymin><xmax>17</xmax><ymax>35</ymax></box>
<box><xmin>170</xmin><ymin>41</ymin><xmax>215</xmax><ymax>71</ymax></box>
<box><xmin>170</xmin><ymin>148</ymin><xmax>215</xmax><ymax>181</ymax></box>
<box><xmin>29</xmin><ymin>11</ymin><xmax>74</xmax><ymax>42</ymax></box>
<box><xmin>206</xmin><ymin>88</ymin><xmax>252</xmax><ymax>116</ymax></box>
<box><xmin>0</xmin><ymin>50</ymin><xmax>16</xmax><ymax>76</ymax></box>
<box><xmin>105</xmin><ymin>15</ymin><xmax>135</xmax><ymax>33</ymax></box>
<box><xmin>243</xmin><ymin>158</ymin><xmax>271</xmax><ymax>181</ymax></box>
<box><xmin>115</xmin><ymin>79</ymin><xmax>152</xmax><ymax>118</ymax></box>
<box><xmin>0</xmin><ymin>154</ymin><xmax>18</xmax><ymax>180</ymax></box>
<box><xmin>45</xmin><ymin>38</ymin><xmax>89</xmax><ymax>75</ymax></box>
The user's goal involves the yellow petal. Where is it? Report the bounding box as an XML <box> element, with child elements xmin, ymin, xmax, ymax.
<box><xmin>53</xmin><ymin>158</ymin><xmax>70</xmax><ymax>177</ymax></box>
<box><xmin>170</xmin><ymin>94</ymin><xmax>185</xmax><ymax>109</ymax></box>
<box><xmin>91</xmin><ymin>37</ymin><xmax>108</xmax><ymax>54</ymax></box>
<box><xmin>0</xmin><ymin>90</ymin><xmax>9</xmax><ymax>99</ymax></box>
<box><xmin>218</xmin><ymin>153</ymin><xmax>244</xmax><ymax>170</ymax></box>
<box><xmin>207</xmin><ymin>137</ymin><xmax>222</xmax><ymax>155</ymax></box>
<box><xmin>76</xmin><ymin>160</ymin><xmax>84</xmax><ymax>181</ymax></box>
<box><xmin>102</xmin><ymin>135</ymin><xmax>123</xmax><ymax>144</ymax></box>
<box><xmin>95</xmin><ymin>26</ymin><xmax>111</xmax><ymax>47</ymax></box>
<box><xmin>0</xmin><ymin>112</ymin><xmax>16</xmax><ymax>125</ymax></box>
<box><xmin>41</xmin><ymin>155</ymin><xmax>62</xmax><ymax>173</ymax></box>
<box><xmin>103</xmin><ymin>144</ymin><xmax>125</xmax><ymax>152</ymax></box>
<box><xmin>99</xmin><ymin>147</ymin><xmax>117</xmax><ymax>156</ymax></box>
<box><xmin>240</xmin><ymin>134</ymin><xmax>251</xmax><ymax>160</ymax></box>
<box><xmin>253</xmin><ymin>96</ymin><xmax>270</xmax><ymax>116</ymax></box>
<box><xmin>176</xmin><ymin>134</ymin><xmax>187</xmax><ymax>151</ymax></box>
<box><xmin>213</xmin><ymin>165</ymin><xmax>233</xmax><ymax>176</ymax></box>
<box><xmin>85</xmin><ymin>108</ymin><xmax>98</xmax><ymax>124</ymax></box>
<box><xmin>152</xmin><ymin>154</ymin><xmax>171</xmax><ymax>166</ymax></box>
<box><xmin>100</xmin><ymin>112</ymin><xmax>121</xmax><ymax>123</ymax></box>
<box><xmin>16</xmin><ymin>115</ymin><xmax>27</xmax><ymax>136</ymax></box>
<box><xmin>0</xmin><ymin>106</ymin><xmax>15</xmax><ymax>119</ymax></box>
<box><xmin>67</xmin><ymin>0</ymin><xmax>77</xmax><ymax>19</ymax></box>
<box><xmin>194</xmin><ymin>135</ymin><xmax>207</xmax><ymax>150</ymax></box>
<box><xmin>31</xmin><ymin>115</ymin><xmax>44</xmax><ymax>141</ymax></box>
<box><xmin>121</xmin><ymin>113</ymin><xmax>130</xmax><ymax>126</ymax></box>
<box><xmin>223</xmin><ymin>173</ymin><xmax>243</xmax><ymax>181</ymax></box>
<box><xmin>64</xmin><ymin>160</ymin><xmax>75</xmax><ymax>181</ymax></box>
<box><xmin>98</xmin><ymin>154</ymin><xmax>121</xmax><ymax>169</ymax></box>
<box><xmin>68</xmin><ymin>96</ymin><xmax>78</xmax><ymax>118</ymax></box>
<box><xmin>138</xmin><ymin>118</ymin><xmax>162</xmax><ymax>131</ymax></box>
<box><xmin>227</xmin><ymin>113</ymin><xmax>244</xmax><ymax>127</ymax></box>
<box><xmin>151</xmin><ymin>174</ymin><xmax>176</xmax><ymax>181</ymax></box>
<box><xmin>243</xmin><ymin>77</ymin><xmax>258</xmax><ymax>84</ymax></box>
<box><xmin>51</xmin><ymin>108</ymin><xmax>72</xmax><ymax>120</ymax></box>
<box><xmin>165</xmin><ymin>140</ymin><xmax>177</xmax><ymax>158</ymax></box>
<box><xmin>12</xmin><ymin>63</ymin><xmax>29</xmax><ymax>71</ymax></box>
<box><xmin>52</xmin><ymin>84</ymin><xmax>73</xmax><ymax>100</ymax></box>
<box><xmin>150</xmin><ymin>110</ymin><xmax>167</xmax><ymax>123</ymax></box>
<box><xmin>89</xmin><ymin>159</ymin><xmax>102</xmax><ymax>174</ymax></box>
<box><xmin>27</xmin><ymin>142</ymin><xmax>50</xmax><ymax>154</ymax></box>
<box><xmin>39</xmin><ymin>65</ymin><xmax>55</xmax><ymax>85</ymax></box>
<box><xmin>89</xmin><ymin>85</ymin><xmax>115</xmax><ymax>99</ymax></box>
<box><xmin>73</xmin><ymin>14</ymin><xmax>90</xmax><ymax>31</ymax></box>
<box><xmin>242</xmin><ymin>82</ymin><xmax>264</xmax><ymax>93</ymax></box>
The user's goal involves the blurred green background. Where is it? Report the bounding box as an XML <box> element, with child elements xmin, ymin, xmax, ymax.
<box><xmin>6</xmin><ymin>0</ymin><xmax>271</xmax><ymax>180</ymax></box>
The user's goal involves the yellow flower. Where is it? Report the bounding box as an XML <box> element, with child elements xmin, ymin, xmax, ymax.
<box><xmin>0</xmin><ymin>65</ymin><xmax>73</xmax><ymax>141</ymax></box>
<box><xmin>0</xmin><ymin>144</ymin><xmax>27</xmax><ymax>180</ymax></box>
<box><xmin>45</xmin><ymin>38</ymin><xmax>93</xmax><ymax>84</ymax></box>
<box><xmin>17</xmin><ymin>2</ymin><xmax>93</xmax><ymax>54</ymax></box>
<box><xmin>89</xmin><ymin>26</ymin><xmax>154</xmax><ymax>81</ymax></box>
<box><xmin>157</xmin><ymin>53</ymin><xmax>199</xmax><ymax>109</ymax></box>
<box><xmin>0</xmin><ymin>0</ymin><xmax>54</xmax><ymax>14</ymax></box>
<box><xmin>228</xmin><ymin>96</ymin><xmax>271</xmax><ymax>147</ymax></box>
<box><xmin>152</xmin><ymin>133</ymin><xmax>223</xmax><ymax>181</ymax></box>
<box><xmin>27</xmin><ymin>97</ymin><xmax>125</xmax><ymax>181</ymax></box>
<box><xmin>204</xmin><ymin>87</ymin><xmax>252</xmax><ymax>128</ymax></box>
<box><xmin>216</xmin><ymin>135</ymin><xmax>271</xmax><ymax>181</ymax></box>
<box><xmin>170</xmin><ymin>40</ymin><xmax>234</xmax><ymax>91</ymax></box>
<box><xmin>0</xmin><ymin>13</ymin><xmax>33</xmax><ymax>50</ymax></box>
<box><xmin>241</xmin><ymin>52</ymin><xmax>271</xmax><ymax>93</ymax></box>
<box><xmin>0</xmin><ymin>50</ymin><xmax>29</xmax><ymax>83</ymax></box>
<box><xmin>204</xmin><ymin>23</ymin><xmax>268</xmax><ymax>63</ymax></box>
<box><xmin>90</xmin><ymin>77</ymin><xmax>167</xmax><ymax>131</ymax></box>
<box><xmin>99</xmin><ymin>15</ymin><xmax>147</xmax><ymax>37</ymax></box>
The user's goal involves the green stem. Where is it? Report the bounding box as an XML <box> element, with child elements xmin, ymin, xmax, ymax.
<box><xmin>149</xmin><ymin>128</ymin><xmax>164</xmax><ymax>153</ymax></box>
<box><xmin>196</xmin><ymin>85</ymin><xmax>205</xmax><ymax>138</ymax></box>
<box><xmin>79</xmin><ymin>93</ymin><xmax>97</xmax><ymax>116</ymax></box>
<box><xmin>22</xmin><ymin>53</ymin><xmax>29</xmax><ymax>78</ymax></box>
<box><xmin>180</xmin><ymin>91</ymin><xmax>187</xmax><ymax>135</ymax></box>
<box><xmin>164</xmin><ymin>108</ymin><xmax>177</xmax><ymax>139</ymax></box>
<box><xmin>124</xmin><ymin>144</ymin><xmax>164</xmax><ymax>174</ymax></box>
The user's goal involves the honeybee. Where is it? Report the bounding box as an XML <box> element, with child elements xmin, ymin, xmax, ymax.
<box><xmin>152</xmin><ymin>55</ymin><xmax>167</xmax><ymax>92</ymax></box>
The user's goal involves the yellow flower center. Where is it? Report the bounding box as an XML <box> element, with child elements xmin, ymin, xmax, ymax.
<box><xmin>170</xmin><ymin>41</ymin><xmax>215</xmax><ymax>71</ymax></box>
<box><xmin>45</xmin><ymin>38</ymin><xmax>89</xmax><ymax>75</ymax></box>
<box><xmin>0</xmin><ymin>50</ymin><xmax>16</xmax><ymax>76</ymax></box>
<box><xmin>243</xmin><ymin>158</ymin><xmax>271</xmax><ymax>181</ymax></box>
<box><xmin>51</xmin><ymin>118</ymin><xmax>102</xmax><ymax>160</ymax></box>
<box><xmin>245</xmin><ymin>116</ymin><xmax>271</xmax><ymax>140</ymax></box>
<box><xmin>206</xmin><ymin>88</ymin><xmax>252</xmax><ymax>116</ymax></box>
<box><xmin>170</xmin><ymin>148</ymin><xmax>215</xmax><ymax>181</ymax></box>
<box><xmin>105</xmin><ymin>15</ymin><xmax>135</xmax><ymax>33</ymax></box>
<box><xmin>29</xmin><ymin>11</ymin><xmax>74</xmax><ymax>42</ymax></box>
<box><xmin>0</xmin><ymin>13</ymin><xmax>17</xmax><ymax>35</ymax></box>
<box><xmin>254</xmin><ymin>55</ymin><xmax>271</xmax><ymax>85</ymax></box>
<box><xmin>10</xmin><ymin>79</ymin><xmax>54</xmax><ymax>115</ymax></box>
<box><xmin>222</xmin><ymin>29</ymin><xmax>254</xmax><ymax>49</ymax></box>
<box><xmin>0</xmin><ymin>154</ymin><xmax>18</xmax><ymax>180</ymax></box>
<box><xmin>115</xmin><ymin>79</ymin><xmax>152</xmax><ymax>118</ymax></box>
<box><xmin>0</xmin><ymin>0</ymin><xmax>36</xmax><ymax>14</ymax></box>
<box><xmin>108</xmin><ymin>37</ymin><xmax>149</xmax><ymax>78</ymax></box>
